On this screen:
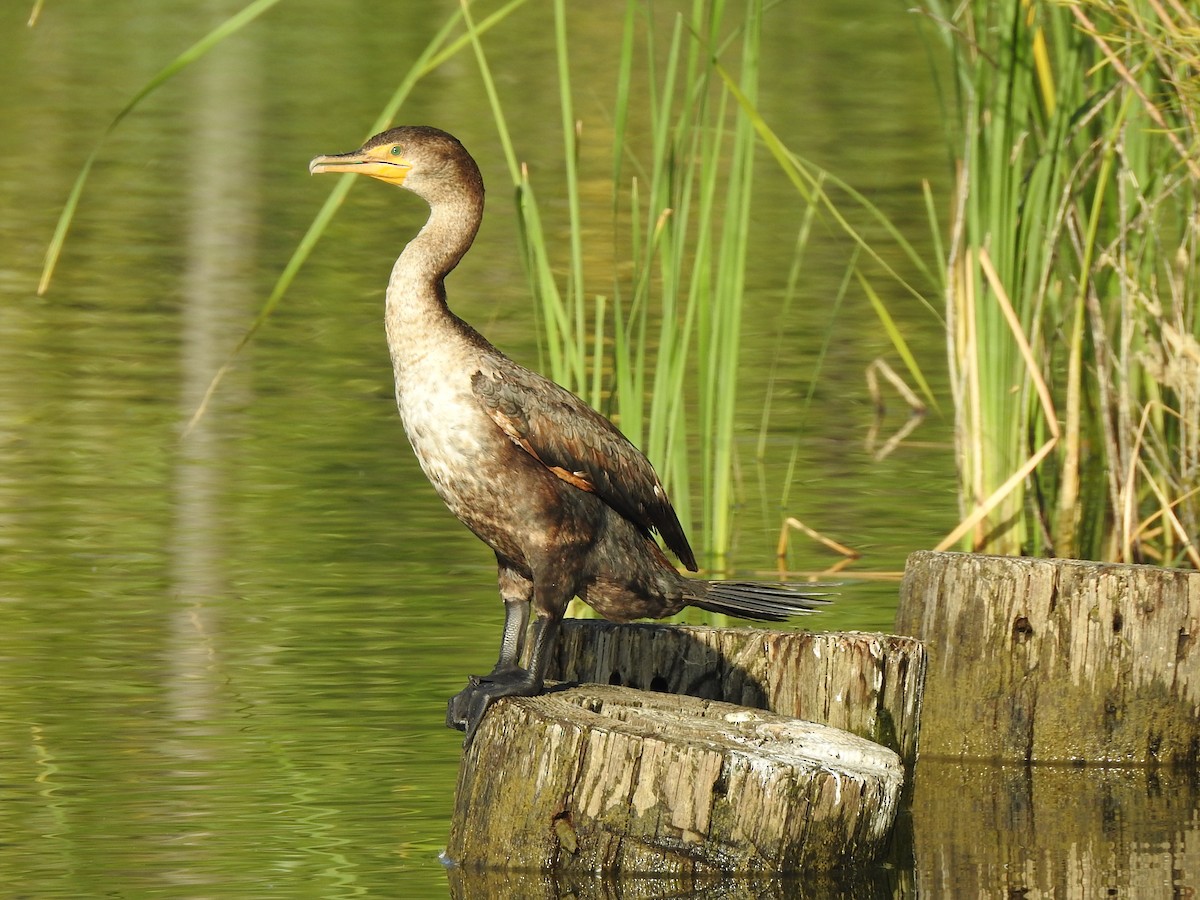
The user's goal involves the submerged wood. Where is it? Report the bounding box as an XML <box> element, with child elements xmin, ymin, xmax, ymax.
<box><xmin>897</xmin><ymin>550</ymin><xmax>1200</xmax><ymax>764</ymax></box>
<box><xmin>546</xmin><ymin>621</ymin><xmax>926</xmax><ymax>765</ymax></box>
<box><xmin>445</xmin><ymin>684</ymin><xmax>904</xmax><ymax>874</ymax></box>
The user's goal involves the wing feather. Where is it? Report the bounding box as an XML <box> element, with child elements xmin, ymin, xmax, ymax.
<box><xmin>472</xmin><ymin>365</ymin><xmax>697</xmax><ymax>571</ymax></box>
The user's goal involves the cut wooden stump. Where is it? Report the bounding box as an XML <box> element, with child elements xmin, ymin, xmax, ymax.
<box><xmin>897</xmin><ymin>550</ymin><xmax>1200</xmax><ymax>764</ymax></box>
<box><xmin>546</xmin><ymin>621</ymin><xmax>926</xmax><ymax>765</ymax></box>
<box><xmin>445</xmin><ymin>684</ymin><xmax>904</xmax><ymax>874</ymax></box>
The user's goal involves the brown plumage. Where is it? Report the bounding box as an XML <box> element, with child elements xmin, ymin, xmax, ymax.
<box><xmin>309</xmin><ymin>126</ymin><xmax>829</xmax><ymax>742</ymax></box>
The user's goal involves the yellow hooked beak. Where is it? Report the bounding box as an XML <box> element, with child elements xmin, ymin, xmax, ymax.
<box><xmin>308</xmin><ymin>141</ymin><xmax>412</xmax><ymax>186</ymax></box>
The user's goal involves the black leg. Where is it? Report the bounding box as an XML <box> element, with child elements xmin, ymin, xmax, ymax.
<box><xmin>447</xmin><ymin>562</ymin><xmax>535</xmax><ymax>733</ymax></box>
<box><xmin>446</xmin><ymin>559</ymin><xmax>574</xmax><ymax>744</ymax></box>
<box><xmin>522</xmin><ymin>613</ymin><xmax>561</xmax><ymax>691</ymax></box>
<box><xmin>455</xmin><ymin>613</ymin><xmax>562</xmax><ymax>745</ymax></box>
<box><xmin>491</xmin><ymin>597</ymin><xmax>530</xmax><ymax>675</ymax></box>
<box><xmin>446</xmin><ymin>597</ymin><xmax>529</xmax><ymax>730</ymax></box>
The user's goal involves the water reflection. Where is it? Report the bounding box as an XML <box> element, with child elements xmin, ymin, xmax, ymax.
<box><xmin>911</xmin><ymin>761</ymin><xmax>1200</xmax><ymax>898</ymax></box>
<box><xmin>447</xmin><ymin>866</ymin><xmax>909</xmax><ymax>899</ymax></box>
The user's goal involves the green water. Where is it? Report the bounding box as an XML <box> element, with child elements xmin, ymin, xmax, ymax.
<box><xmin>3</xmin><ymin>1</ymin><xmax>1198</xmax><ymax>896</ymax></box>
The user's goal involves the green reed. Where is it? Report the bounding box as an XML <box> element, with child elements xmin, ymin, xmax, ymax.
<box><xmin>41</xmin><ymin>0</ymin><xmax>825</xmax><ymax>568</ymax></box>
<box><xmin>39</xmin><ymin>0</ymin><xmax>533</xmax><ymax>433</ymax></box>
<box><xmin>486</xmin><ymin>0</ymin><xmax>948</xmax><ymax>569</ymax></box>
<box><xmin>43</xmin><ymin>0</ymin><xmax>933</xmax><ymax>571</ymax></box>
<box><xmin>37</xmin><ymin>0</ymin><xmax>287</xmax><ymax>297</ymax></box>
<box><xmin>926</xmin><ymin>0</ymin><xmax>1200</xmax><ymax>566</ymax></box>
<box><xmin>464</xmin><ymin>0</ymin><xmax>793</xmax><ymax>568</ymax></box>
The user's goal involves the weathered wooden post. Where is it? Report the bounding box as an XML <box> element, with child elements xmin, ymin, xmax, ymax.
<box><xmin>549</xmin><ymin>621</ymin><xmax>925</xmax><ymax>764</ymax></box>
<box><xmin>897</xmin><ymin>550</ymin><xmax>1200</xmax><ymax>764</ymax></box>
<box><xmin>445</xmin><ymin>624</ymin><xmax>926</xmax><ymax>873</ymax></box>
<box><xmin>446</xmin><ymin>684</ymin><xmax>904</xmax><ymax>873</ymax></box>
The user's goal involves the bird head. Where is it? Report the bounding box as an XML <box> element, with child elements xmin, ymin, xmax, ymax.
<box><xmin>308</xmin><ymin>126</ymin><xmax>482</xmax><ymax>203</ymax></box>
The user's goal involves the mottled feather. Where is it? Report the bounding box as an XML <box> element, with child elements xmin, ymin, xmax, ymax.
<box><xmin>472</xmin><ymin>365</ymin><xmax>698</xmax><ymax>571</ymax></box>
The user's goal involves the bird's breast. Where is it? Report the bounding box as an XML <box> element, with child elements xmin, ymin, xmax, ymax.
<box><xmin>388</xmin><ymin>332</ymin><xmax>522</xmax><ymax>533</ymax></box>
<box><xmin>395</xmin><ymin>349</ymin><xmax>488</xmax><ymax>488</ymax></box>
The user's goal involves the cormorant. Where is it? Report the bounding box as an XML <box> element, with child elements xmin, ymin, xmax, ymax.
<box><xmin>309</xmin><ymin>126</ymin><xmax>828</xmax><ymax>742</ymax></box>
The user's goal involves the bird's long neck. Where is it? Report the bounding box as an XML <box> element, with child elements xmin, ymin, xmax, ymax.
<box><xmin>386</xmin><ymin>192</ymin><xmax>483</xmax><ymax>324</ymax></box>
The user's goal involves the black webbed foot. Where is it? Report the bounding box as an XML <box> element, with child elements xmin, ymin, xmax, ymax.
<box><xmin>444</xmin><ymin>667</ymin><xmax>545</xmax><ymax>745</ymax></box>
<box><xmin>445</xmin><ymin>664</ymin><xmax>523</xmax><ymax>731</ymax></box>
<box><xmin>445</xmin><ymin>675</ymin><xmax>484</xmax><ymax>732</ymax></box>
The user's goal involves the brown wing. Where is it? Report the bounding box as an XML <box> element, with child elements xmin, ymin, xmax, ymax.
<box><xmin>472</xmin><ymin>365</ymin><xmax>698</xmax><ymax>571</ymax></box>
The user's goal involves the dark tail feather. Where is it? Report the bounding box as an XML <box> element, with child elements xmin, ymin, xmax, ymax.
<box><xmin>692</xmin><ymin>580</ymin><xmax>834</xmax><ymax>622</ymax></box>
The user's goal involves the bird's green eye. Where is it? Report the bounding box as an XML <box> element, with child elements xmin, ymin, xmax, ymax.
<box><xmin>390</xmin><ymin>145</ymin><xmax>402</xmax><ymax>156</ymax></box>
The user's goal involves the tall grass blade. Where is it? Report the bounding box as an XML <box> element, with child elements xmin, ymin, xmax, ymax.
<box><xmin>715</xmin><ymin>60</ymin><xmax>942</xmax><ymax>317</ymax></box>
<box><xmin>929</xmin><ymin>0</ymin><xmax>1200</xmax><ymax>566</ymax></box>
<box><xmin>38</xmin><ymin>0</ymin><xmax>285</xmax><ymax>295</ymax></box>
<box><xmin>858</xmin><ymin>273</ymin><xmax>937</xmax><ymax>410</ymax></box>
<box><xmin>186</xmin><ymin>0</ymin><xmax>529</xmax><ymax>431</ymax></box>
